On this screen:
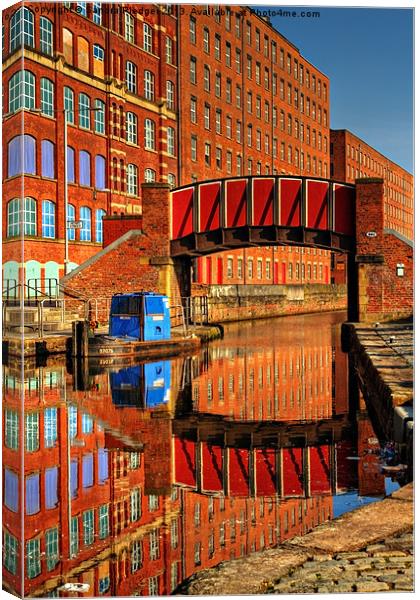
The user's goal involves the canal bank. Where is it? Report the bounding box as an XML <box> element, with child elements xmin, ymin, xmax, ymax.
<box><xmin>176</xmin><ymin>483</ymin><xmax>413</xmax><ymax>595</ymax></box>
<box><xmin>194</xmin><ymin>283</ymin><xmax>347</xmax><ymax>323</ymax></box>
<box><xmin>342</xmin><ymin>320</ymin><xmax>413</xmax><ymax>468</ymax></box>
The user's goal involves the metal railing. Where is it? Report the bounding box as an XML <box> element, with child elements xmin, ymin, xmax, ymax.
<box><xmin>182</xmin><ymin>296</ymin><xmax>209</xmax><ymax>325</ymax></box>
<box><xmin>2</xmin><ymin>279</ymin><xmax>59</xmax><ymax>304</ymax></box>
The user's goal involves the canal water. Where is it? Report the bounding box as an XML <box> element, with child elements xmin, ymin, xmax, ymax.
<box><xmin>3</xmin><ymin>311</ymin><xmax>399</xmax><ymax>597</ymax></box>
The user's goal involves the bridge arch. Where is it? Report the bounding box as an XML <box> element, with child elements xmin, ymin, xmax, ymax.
<box><xmin>170</xmin><ymin>175</ymin><xmax>355</xmax><ymax>257</ymax></box>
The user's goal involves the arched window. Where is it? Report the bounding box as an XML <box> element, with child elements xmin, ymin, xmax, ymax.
<box><xmin>80</xmin><ymin>206</ymin><xmax>91</xmax><ymax>241</ymax></box>
<box><xmin>144</xmin><ymin>70</ymin><xmax>154</xmax><ymax>101</ymax></box>
<box><xmin>93</xmin><ymin>44</ymin><xmax>104</xmax><ymax>77</ymax></box>
<box><xmin>166</xmin><ymin>80</ymin><xmax>175</xmax><ymax>110</ymax></box>
<box><xmin>64</xmin><ymin>87</ymin><xmax>74</xmax><ymax>124</ymax></box>
<box><xmin>126</xmin><ymin>61</ymin><xmax>137</xmax><ymax>93</ymax></box>
<box><xmin>42</xmin><ymin>200</ymin><xmax>55</xmax><ymax>238</ymax></box>
<box><xmin>10</xmin><ymin>7</ymin><xmax>34</xmax><ymax>52</ymax></box>
<box><xmin>95</xmin><ymin>209</ymin><xmax>106</xmax><ymax>243</ymax></box>
<box><xmin>126</xmin><ymin>112</ymin><xmax>138</xmax><ymax>144</ymax></box>
<box><xmin>79</xmin><ymin>93</ymin><xmax>90</xmax><ymax>129</ymax></box>
<box><xmin>41</xmin><ymin>140</ymin><xmax>55</xmax><ymax>178</ymax></box>
<box><xmin>8</xmin><ymin>135</ymin><xmax>36</xmax><ymax>177</ymax></box>
<box><xmin>9</xmin><ymin>70</ymin><xmax>35</xmax><ymax>113</ymax></box>
<box><xmin>41</xmin><ymin>78</ymin><xmax>54</xmax><ymax>116</ymax></box>
<box><xmin>79</xmin><ymin>151</ymin><xmax>91</xmax><ymax>186</ymax></box>
<box><xmin>63</xmin><ymin>28</ymin><xmax>73</xmax><ymax>64</ymax></box>
<box><xmin>77</xmin><ymin>37</ymin><xmax>89</xmax><ymax>71</ymax></box>
<box><xmin>144</xmin><ymin>168</ymin><xmax>156</xmax><ymax>183</ymax></box>
<box><xmin>127</xmin><ymin>164</ymin><xmax>138</xmax><ymax>196</ymax></box>
<box><xmin>95</xmin><ymin>155</ymin><xmax>106</xmax><ymax>189</ymax></box>
<box><xmin>67</xmin><ymin>204</ymin><xmax>76</xmax><ymax>241</ymax></box>
<box><xmin>144</xmin><ymin>119</ymin><xmax>155</xmax><ymax>150</ymax></box>
<box><xmin>143</xmin><ymin>23</ymin><xmax>153</xmax><ymax>53</ymax></box>
<box><xmin>40</xmin><ymin>17</ymin><xmax>53</xmax><ymax>55</ymax></box>
<box><xmin>168</xmin><ymin>173</ymin><xmax>176</xmax><ymax>189</ymax></box>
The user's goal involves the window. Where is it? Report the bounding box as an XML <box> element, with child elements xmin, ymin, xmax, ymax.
<box><xmin>41</xmin><ymin>140</ymin><xmax>54</xmax><ymax>178</ymax></box>
<box><xmin>64</xmin><ymin>86</ymin><xmax>74</xmax><ymax>123</ymax></box>
<box><xmin>40</xmin><ymin>17</ymin><xmax>53</xmax><ymax>54</ymax></box>
<box><xmin>225</xmin><ymin>42</ymin><xmax>231</xmax><ymax>66</ymax></box>
<box><xmin>204</xmin><ymin>104</ymin><xmax>210</xmax><ymax>129</ymax></box>
<box><xmin>93</xmin><ymin>44</ymin><xmax>104</xmax><ymax>62</ymax></box>
<box><xmin>194</xmin><ymin>542</ymin><xmax>201</xmax><ymax>565</ymax></box>
<box><xmin>126</xmin><ymin>61</ymin><xmax>137</xmax><ymax>93</ymax></box>
<box><xmin>95</xmin><ymin>155</ymin><xmax>106</xmax><ymax>189</ymax></box>
<box><xmin>215</xmin><ymin>34</ymin><xmax>221</xmax><ymax>59</ymax></box>
<box><xmin>149</xmin><ymin>576</ymin><xmax>159</xmax><ymax>596</ymax></box>
<box><xmin>143</xmin><ymin>23</ymin><xmax>153</xmax><ymax>52</ymax></box>
<box><xmin>190</xmin><ymin>57</ymin><xmax>197</xmax><ymax>84</ymax></box>
<box><xmin>3</xmin><ymin>532</ymin><xmax>18</xmax><ymax>575</ymax></box>
<box><xmin>255</xmin><ymin>62</ymin><xmax>261</xmax><ymax>85</ymax></box>
<box><xmin>6</xmin><ymin>197</ymin><xmax>35</xmax><ymax>237</ymax></box>
<box><xmin>149</xmin><ymin>529</ymin><xmax>160</xmax><ymax>560</ymax></box>
<box><xmin>236</xmin><ymin>85</ymin><xmax>241</xmax><ymax>108</ymax></box>
<box><xmin>215</xmin><ymin>72</ymin><xmax>221</xmax><ymax>97</ymax></box>
<box><xmin>26</xmin><ymin>473</ymin><xmax>40</xmax><ymax>515</ymax></box>
<box><xmin>257</xmin><ymin>259</ymin><xmax>263</xmax><ymax>279</ymax></box>
<box><xmin>166</xmin><ymin>80</ymin><xmax>175</xmax><ymax>110</ymax></box>
<box><xmin>26</xmin><ymin>538</ymin><xmax>41</xmax><ymax>579</ymax></box>
<box><xmin>236</xmin><ymin>154</ymin><xmax>242</xmax><ymax>176</ymax></box>
<box><xmin>165</xmin><ymin>36</ymin><xmax>173</xmax><ymax>64</ymax></box>
<box><xmin>131</xmin><ymin>488</ymin><xmax>141</xmax><ymax>521</ymax></box>
<box><xmin>144</xmin><ymin>168</ymin><xmax>155</xmax><ymax>183</ymax></box>
<box><xmin>99</xmin><ymin>577</ymin><xmax>110</xmax><ymax>594</ymax></box>
<box><xmin>99</xmin><ymin>505</ymin><xmax>109</xmax><ymax>539</ymax></box>
<box><xmin>127</xmin><ymin>163</ymin><xmax>138</xmax><ymax>195</ymax></box>
<box><xmin>43</xmin><ymin>408</ymin><xmax>57</xmax><ymax>448</ymax></box>
<box><xmin>227</xmin><ymin>257</ymin><xmax>233</xmax><ymax>278</ymax></box>
<box><xmin>4</xmin><ymin>469</ymin><xmax>18</xmax><ymax>512</ymax></box>
<box><xmin>5</xmin><ymin>410</ymin><xmax>19</xmax><ymax>450</ymax></box>
<box><xmin>248</xmin><ymin>258</ymin><xmax>253</xmax><ymax>278</ymax></box>
<box><xmin>125</xmin><ymin>12</ymin><xmax>134</xmax><ymax>42</ymax></box>
<box><xmin>10</xmin><ymin>7</ymin><xmax>34</xmax><ymax>52</ymax></box>
<box><xmin>226</xmin><ymin>78</ymin><xmax>232</xmax><ymax>103</ymax></box>
<box><xmin>79</xmin><ymin>93</ymin><xmax>90</xmax><ymax>129</ymax></box>
<box><xmin>80</xmin><ymin>206</ymin><xmax>91</xmax><ymax>241</ymax></box>
<box><xmin>216</xmin><ymin>147</ymin><xmax>222</xmax><ymax>169</ymax></box>
<box><xmin>38</xmin><ymin>78</ymin><xmax>53</xmax><ymax>119</ymax></box>
<box><xmin>92</xmin><ymin>2</ymin><xmax>102</xmax><ymax>24</ymax></box>
<box><xmin>42</xmin><ymin>200</ymin><xmax>55</xmax><ymax>238</ymax></box>
<box><xmin>227</xmin><ymin>151</ymin><xmax>232</xmax><ymax>173</ymax></box>
<box><xmin>168</xmin><ymin>173</ymin><xmax>176</xmax><ymax>188</ymax></box>
<box><xmin>70</xmin><ymin>516</ymin><xmax>79</xmax><ymax>557</ymax></box>
<box><xmin>79</xmin><ymin>151</ymin><xmax>91</xmax><ymax>186</ymax></box>
<box><xmin>191</xmin><ymin>136</ymin><xmax>197</xmax><ymax>161</ymax></box>
<box><xmin>144</xmin><ymin>70</ymin><xmax>155</xmax><ymax>101</ymax></box>
<box><xmin>204</xmin><ymin>143</ymin><xmax>211</xmax><ymax>166</ymax></box>
<box><xmin>189</xmin><ymin>16</ymin><xmax>196</xmax><ymax>43</ymax></box>
<box><xmin>167</xmin><ymin>127</ymin><xmax>175</xmax><ymax>156</ymax></box>
<box><xmin>216</xmin><ymin>109</ymin><xmax>222</xmax><ymax>134</ymax></box>
<box><xmin>25</xmin><ymin>412</ymin><xmax>39</xmax><ymax>451</ymax></box>
<box><xmin>95</xmin><ymin>209</ymin><xmax>106</xmax><ymax>242</ymax></box>
<box><xmin>203</xmin><ymin>27</ymin><xmax>210</xmax><ymax>53</ymax></box>
<box><xmin>8</xmin><ymin>135</ymin><xmax>36</xmax><ymax>177</ymax></box>
<box><xmin>9</xmin><ymin>70</ymin><xmax>35</xmax><ymax>113</ymax></box>
<box><xmin>204</xmin><ymin>65</ymin><xmax>210</xmax><ymax>92</ymax></box>
<box><xmin>126</xmin><ymin>111</ymin><xmax>138</xmax><ymax>144</ymax></box>
<box><xmin>145</xmin><ymin>119</ymin><xmax>155</xmax><ymax>150</ymax></box>
<box><xmin>131</xmin><ymin>541</ymin><xmax>142</xmax><ymax>572</ymax></box>
<box><xmin>67</xmin><ymin>147</ymin><xmax>75</xmax><ymax>183</ymax></box>
<box><xmin>94</xmin><ymin>99</ymin><xmax>105</xmax><ymax>134</ymax></box>
<box><xmin>235</xmin><ymin>48</ymin><xmax>241</xmax><ymax>73</ymax></box>
<box><xmin>45</xmin><ymin>528</ymin><xmax>59</xmax><ymax>571</ymax></box>
<box><xmin>83</xmin><ymin>509</ymin><xmax>94</xmax><ymax>545</ymax></box>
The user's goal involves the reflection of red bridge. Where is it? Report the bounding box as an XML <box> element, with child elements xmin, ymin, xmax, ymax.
<box><xmin>174</xmin><ymin>437</ymin><xmax>332</xmax><ymax>498</ymax></box>
<box><xmin>171</xmin><ymin>176</ymin><xmax>354</xmax><ymax>257</ymax></box>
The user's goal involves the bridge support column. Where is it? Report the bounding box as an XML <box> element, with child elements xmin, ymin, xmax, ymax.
<box><xmin>354</xmin><ymin>179</ymin><xmax>385</xmax><ymax>322</ymax></box>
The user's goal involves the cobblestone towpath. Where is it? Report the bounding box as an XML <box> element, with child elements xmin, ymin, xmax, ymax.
<box><xmin>176</xmin><ymin>484</ymin><xmax>413</xmax><ymax>595</ymax></box>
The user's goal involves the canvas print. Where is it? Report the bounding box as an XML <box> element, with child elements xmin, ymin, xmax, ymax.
<box><xmin>2</xmin><ymin>1</ymin><xmax>413</xmax><ymax>597</ymax></box>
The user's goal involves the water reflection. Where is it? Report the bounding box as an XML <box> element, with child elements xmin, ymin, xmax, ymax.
<box><xmin>2</xmin><ymin>312</ymin><xmax>394</xmax><ymax>597</ymax></box>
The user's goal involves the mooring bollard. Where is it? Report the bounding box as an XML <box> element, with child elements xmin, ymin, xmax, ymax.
<box><xmin>72</xmin><ymin>320</ymin><xmax>89</xmax><ymax>358</ymax></box>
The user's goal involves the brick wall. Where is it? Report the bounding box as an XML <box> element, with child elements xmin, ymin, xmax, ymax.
<box><xmin>355</xmin><ymin>179</ymin><xmax>413</xmax><ymax>321</ymax></box>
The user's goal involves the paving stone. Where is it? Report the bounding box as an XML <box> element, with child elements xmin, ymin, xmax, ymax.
<box><xmin>355</xmin><ymin>580</ymin><xmax>390</xmax><ymax>592</ymax></box>
<box><xmin>393</xmin><ymin>578</ymin><xmax>414</xmax><ymax>591</ymax></box>
<box><xmin>335</xmin><ymin>551</ymin><xmax>369</xmax><ymax>560</ymax></box>
<box><xmin>372</xmin><ymin>550</ymin><xmax>409</xmax><ymax>557</ymax></box>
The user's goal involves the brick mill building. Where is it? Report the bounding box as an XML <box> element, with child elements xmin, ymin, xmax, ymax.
<box><xmin>1</xmin><ymin>3</ymin><xmax>413</xmax><ymax>293</ymax></box>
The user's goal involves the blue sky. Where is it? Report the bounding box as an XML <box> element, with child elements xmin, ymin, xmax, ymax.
<box><xmin>254</xmin><ymin>6</ymin><xmax>414</xmax><ymax>172</ymax></box>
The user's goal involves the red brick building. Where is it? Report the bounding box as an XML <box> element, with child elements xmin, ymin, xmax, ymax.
<box><xmin>2</xmin><ymin>2</ymin><xmax>331</xmax><ymax>297</ymax></box>
<box><xmin>330</xmin><ymin>130</ymin><xmax>413</xmax><ymax>241</ymax></box>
